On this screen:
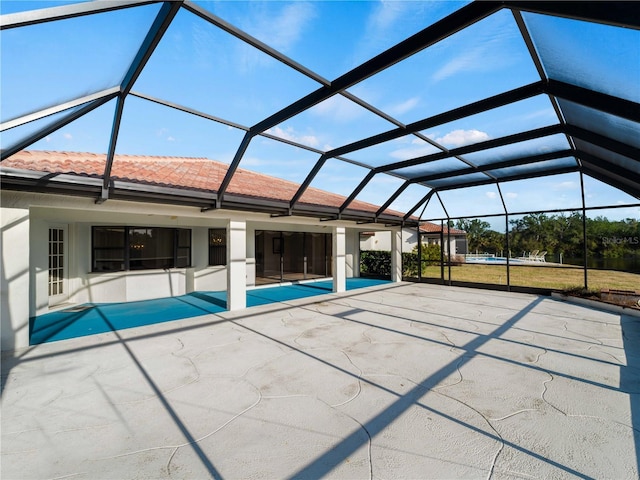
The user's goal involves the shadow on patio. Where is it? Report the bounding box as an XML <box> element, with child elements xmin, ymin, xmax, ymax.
<box><xmin>2</xmin><ymin>283</ymin><xmax>638</xmax><ymax>479</ymax></box>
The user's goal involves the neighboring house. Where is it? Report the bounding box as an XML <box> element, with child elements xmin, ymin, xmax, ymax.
<box><xmin>360</xmin><ymin>224</ymin><xmax>468</xmax><ymax>255</ymax></box>
<box><xmin>1</xmin><ymin>150</ymin><xmax>409</xmax><ymax>351</ymax></box>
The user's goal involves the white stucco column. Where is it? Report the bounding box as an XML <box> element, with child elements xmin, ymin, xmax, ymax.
<box><xmin>391</xmin><ymin>228</ymin><xmax>402</xmax><ymax>282</ymax></box>
<box><xmin>226</xmin><ymin>219</ymin><xmax>246</xmax><ymax>310</ymax></box>
<box><xmin>332</xmin><ymin>226</ymin><xmax>346</xmax><ymax>293</ymax></box>
<box><xmin>1</xmin><ymin>205</ymin><xmax>31</xmax><ymax>351</ymax></box>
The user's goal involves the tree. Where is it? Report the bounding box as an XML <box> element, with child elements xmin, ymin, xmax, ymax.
<box><xmin>455</xmin><ymin>219</ymin><xmax>492</xmax><ymax>253</ymax></box>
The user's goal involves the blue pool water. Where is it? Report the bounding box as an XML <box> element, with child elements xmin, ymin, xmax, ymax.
<box><xmin>465</xmin><ymin>257</ymin><xmax>527</xmax><ymax>264</ymax></box>
<box><xmin>30</xmin><ymin>278</ymin><xmax>390</xmax><ymax>345</ymax></box>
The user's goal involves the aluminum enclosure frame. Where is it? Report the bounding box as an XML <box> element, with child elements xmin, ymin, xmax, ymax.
<box><xmin>1</xmin><ymin>0</ymin><xmax>638</xmax><ymax>228</ymax></box>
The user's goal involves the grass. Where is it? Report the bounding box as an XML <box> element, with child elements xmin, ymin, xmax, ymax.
<box><xmin>413</xmin><ymin>263</ymin><xmax>640</xmax><ymax>291</ymax></box>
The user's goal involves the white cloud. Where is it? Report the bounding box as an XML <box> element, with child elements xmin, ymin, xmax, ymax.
<box><xmin>505</xmin><ymin>192</ymin><xmax>518</xmax><ymax>199</ymax></box>
<box><xmin>194</xmin><ymin>2</ymin><xmax>316</xmax><ymax>74</ymax></box>
<box><xmin>269</xmin><ymin>3</ymin><xmax>316</xmax><ymax>51</ymax></box>
<box><xmin>244</xmin><ymin>2</ymin><xmax>316</xmax><ymax>53</ymax></box>
<box><xmin>311</xmin><ymin>95</ymin><xmax>364</xmax><ymax>123</ymax></box>
<box><xmin>432</xmin><ymin>16</ymin><xmax>519</xmax><ymax>83</ymax></box>
<box><xmin>230</xmin><ymin>4</ymin><xmax>315</xmax><ymax>72</ymax></box>
<box><xmin>353</xmin><ymin>1</ymin><xmax>414</xmax><ymax>62</ymax></box>
<box><xmin>554</xmin><ymin>181</ymin><xmax>578</xmax><ymax>190</ymax></box>
<box><xmin>368</xmin><ymin>0</ymin><xmax>407</xmax><ymax>31</ymax></box>
<box><xmin>191</xmin><ymin>22</ymin><xmax>217</xmax><ymax>70</ymax></box>
<box><xmin>387</xmin><ymin>97</ymin><xmax>420</xmax><ymax>116</ymax></box>
<box><xmin>156</xmin><ymin>128</ymin><xmax>176</xmax><ymax>142</ymax></box>
<box><xmin>432</xmin><ymin>49</ymin><xmax>483</xmax><ymax>83</ymax></box>
<box><xmin>390</xmin><ymin>139</ymin><xmax>439</xmax><ymax>160</ymax></box>
<box><xmin>63</xmin><ymin>133</ymin><xmax>72</xmax><ymax>140</ymax></box>
<box><xmin>436</xmin><ymin>129</ymin><xmax>490</xmax><ymax>147</ymax></box>
<box><xmin>424</xmin><ymin>132</ymin><xmax>438</xmax><ymax>142</ymax></box>
<box><xmin>265</xmin><ymin>126</ymin><xmax>320</xmax><ymax>148</ymax></box>
<box><xmin>485</xmin><ymin>191</ymin><xmax>497</xmax><ymax>199</ymax></box>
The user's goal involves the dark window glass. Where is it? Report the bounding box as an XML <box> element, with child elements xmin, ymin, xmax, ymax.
<box><xmin>209</xmin><ymin>229</ymin><xmax>226</xmax><ymax>266</ymax></box>
<box><xmin>129</xmin><ymin>227</ymin><xmax>174</xmax><ymax>270</ymax></box>
<box><xmin>177</xmin><ymin>228</ymin><xmax>191</xmax><ymax>268</ymax></box>
<box><xmin>93</xmin><ymin>227</ymin><xmax>126</xmax><ymax>271</ymax></box>
<box><xmin>92</xmin><ymin>226</ymin><xmax>191</xmax><ymax>272</ymax></box>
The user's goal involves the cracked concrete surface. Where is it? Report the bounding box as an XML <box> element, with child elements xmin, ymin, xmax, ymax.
<box><xmin>2</xmin><ymin>282</ymin><xmax>639</xmax><ymax>479</ymax></box>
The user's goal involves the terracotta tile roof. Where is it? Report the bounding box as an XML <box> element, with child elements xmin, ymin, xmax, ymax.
<box><xmin>2</xmin><ymin>150</ymin><xmax>404</xmax><ymax>217</ymax></box>
<box><xmin>419</xmin><ymin>223</ymin><xmax>466</xmax><ymax>235</ymax></box>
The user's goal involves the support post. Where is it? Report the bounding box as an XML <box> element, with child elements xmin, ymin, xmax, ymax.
<box><xmin>440</xmin><ymin>220</ymin><xmax>445</xmax><ymax>283</ymax></box>
<box><xmin>446</xmin><ymin>218</ymin><xmax>452</xmax><ymax>285</ymax></box>
<box><xmin>417</xmin><ymin>223</ymin><xmax>422</xmax><ymax>282</ymax></box>
<box><xmin>579</xmin><ymin>172</ymin><xmax>588</xmax><ymax>289</ymax></box>
<box><xmin>227</xmin><ymin>219</ymin><xmax>246</xmax><ymax>310</ymax></box>
<box><xmin>333</xmin><ymin>227</ymin><xmax>346</xmax><ymax>293</ymax></box>
<box><xmin>391</xmin><ymin>228</ymin><xmax>402</xmax><ymax>282</ymax></box>
<box><xmin>1</xmin><ymin>205</ymin><xmax>31</xmax><ymax>351</ymax></box>
<box><xmin>505</xmin><ymin>213</ymin><xmax>511</xmax><ymax>291</ymax></box>
<box><xmin>497</xmin><ymin>183</ymin><xmax>510</xmax><ymax>291</ymax></box>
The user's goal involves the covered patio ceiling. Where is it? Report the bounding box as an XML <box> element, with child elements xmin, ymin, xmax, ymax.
<box><xmin>1</xmin><ymin>1</ymin><xmax>638</xmax><ymax>226</ymax></box>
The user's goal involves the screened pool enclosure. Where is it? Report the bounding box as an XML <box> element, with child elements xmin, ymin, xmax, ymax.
<box><xmin>1</xmin><ymin>0</ymin><xmax>639</xmax><ymax>292</ymax></box>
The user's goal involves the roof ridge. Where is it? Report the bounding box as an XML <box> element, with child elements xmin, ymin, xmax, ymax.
<box><xmin>18</xmin><ymin>150</ymin><xmax>212</xmax><ymax>162</ymax></box>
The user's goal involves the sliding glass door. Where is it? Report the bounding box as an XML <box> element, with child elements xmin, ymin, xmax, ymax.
<box><xmin>306</xmin><ymin>232</ymin><xmax>331</xmax><ymax>279</ymax></box>
<box><xmin>255</xmin><ymin>231</ymin><xmax>332</xmax><ymax>285</ymax></box>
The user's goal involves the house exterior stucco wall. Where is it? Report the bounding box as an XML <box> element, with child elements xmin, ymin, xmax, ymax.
<box><xmin>361</xmin><ymin>228</ymin><xmax>464</xmax><ymax>255</ymax></box>
<box><xmin>0</xmin><ymin>190</ymin><xmax>394</xmax><ymax>351</ymax></box>
<box><xmin>1</xmin><ymin>202</ymin><xmax>30</xmax><ymax>351</ymax></box>
<box><xmin>346</xmin><ymin>229</ymin><xmax>359</xmax><ymax>278</ymax></box>
<box><xmin>24</xmin><ymin>197</ymin><xmax>230</xmax><ymax>315</ymax></box>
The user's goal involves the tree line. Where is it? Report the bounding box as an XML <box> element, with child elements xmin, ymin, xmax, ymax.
<box><xmin>455</xmin><ymin>213</ymin><xmax>639</xmax><ymax>259</ymax></box>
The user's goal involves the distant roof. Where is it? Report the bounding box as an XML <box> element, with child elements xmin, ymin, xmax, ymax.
<box><xmin>419</xmin><ymin>223</ymin><xmax>466</xmax><ymax>235</ymax></box>
<box><xmin>359</xmin><ymin>222</ymin><xmax>466</xmax><ymax>235</ymax></box>
<box><xmin>2</xmin><ymin>150</ymin><xmax>407</xmax><ymax>222</ymax></box>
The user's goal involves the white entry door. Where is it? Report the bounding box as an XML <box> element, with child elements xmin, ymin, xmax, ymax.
<box><xmin>48</xmin><ymin>226</ymin><xmax>68</xmax><ymax>306</ymax></box>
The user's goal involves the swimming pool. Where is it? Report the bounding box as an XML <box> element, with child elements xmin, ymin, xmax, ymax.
<box><xmin>465</xmin><ymin>256</ymin><xmax>527</xmax><ymax>264</ymax></box>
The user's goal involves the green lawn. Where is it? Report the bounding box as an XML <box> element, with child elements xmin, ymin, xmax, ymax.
<box><xmin>413</xmin><ymin>263</ymin><xmax>639</xmax><ymax>291</ymax></box>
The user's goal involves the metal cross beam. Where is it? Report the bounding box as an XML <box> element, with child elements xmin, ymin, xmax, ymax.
<box><xmin>0</xmin><ymin>0</ymin><xmax>158</xmax><ymax>30</ymax></box>
<box><xmin>546</xmin><ymin>80</ymin><xmax>640</xmax><ymax>122</ymax></box>
<box><xmin>433</xmin><ymin>165</ymin><xmax>580</xmax><ymax>192</ymax></box>
<box><xmin>376</xmin><ymin>124</ymin><xmax>564</xmax><ymax>174</ymax></box>
<box><xmin>101</xmin><ymin>1</ymin><xmax>183</xmax><ymax>195</ymax></box>
<box><xmin>578</xmin><ymin>151</ymin><xmax>640</xmax><ymax>199</ymax></box>
<box><xmin>328</xmin><ymin>81</ymin><xmax>544</xmax><ymax>159</ymax></box>
<box><xmin>565</xmin><ymin>125</ymin><xmax>640</xmax><ymax>160</ymax></box>
<box><xmin>504</xmin><ymin>1</ymin><xmax>640</xmax><ymax>29</ymax></box>
<box><xmin>409</xmin><ymin>149</ymin><xmax>575</xmax><ymax>186</ymax></box>
<box><xmin>217</xmin><ymin>1</ymin><xmax>502</xmax><ymax>208</ymax></box>
<box><xmin>251</xmin><ymin>1</ymin><xmax>502</xmax><ymax>135</ymax></box>
<box><xmin>0</xmin><ymin>95</ymin><xmax>117</xmax><ymax>161</ymax></box>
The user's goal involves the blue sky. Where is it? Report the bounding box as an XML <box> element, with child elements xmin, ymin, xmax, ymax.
<box><xmin>1</xmin><ymin>0</ymin><xmax>638</xmax><ymax>226</ymax></box>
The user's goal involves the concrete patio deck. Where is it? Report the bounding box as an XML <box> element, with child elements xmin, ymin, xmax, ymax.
<box><xmin>2</xmin><ymin>282</ymin><xmax>639</xmax><ymax>479</ymax></box>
